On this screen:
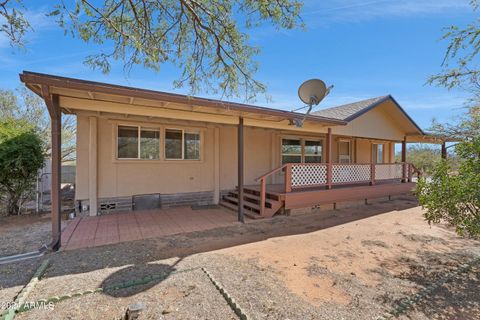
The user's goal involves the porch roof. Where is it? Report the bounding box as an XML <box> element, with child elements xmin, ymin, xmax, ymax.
<box><xmin>19</xmin><ymin>71</ymin><xmax>346</xmax><ymax>129</ymax></box>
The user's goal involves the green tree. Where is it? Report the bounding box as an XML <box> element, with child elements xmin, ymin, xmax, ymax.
<box><xmin>0</xmin><ymin>119</ymin><xmax>45</xmax><ymax>215</ymax></box>
<box><xmin>1</xmin><ymin>0</ymin><xmax>304</xmax><ymax>100</ymax></box>
<box><xmin>0</xmin><ymin>87</ymin><xmax>76</xmax><ymax>161</ymax></box>
<box><xmin>428</xmin><ymin>0</ymin><xmax>480</xmax><ymax>90</ymax></box>
<box><xmin>416</xmin><ymin>137</ymin><xmax>480</xmax><ymax>237</ymax></box>
<box><xmin>419</xmin><ymin>0</ymin><xmax>480</xmax><ymax>236</ymax></box>
<box><xmin>395</xmin><ymin>145</ymin><xmax>443</xmax><ymax>176</ymax></box>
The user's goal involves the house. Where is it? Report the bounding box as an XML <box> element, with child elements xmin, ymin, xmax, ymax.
<box><xmin>20</xmin><ymin>71</ymin><xmax>443</xmax><ymax>249</ymax></box>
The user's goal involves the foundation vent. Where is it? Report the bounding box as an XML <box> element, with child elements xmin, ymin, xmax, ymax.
<box><xmin>98</xmin><ymin>196</ymin><xmax>133</xmax><ymax>215</ymax></box>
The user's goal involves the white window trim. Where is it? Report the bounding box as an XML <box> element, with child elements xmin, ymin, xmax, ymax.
<box><xmin>164</xmin><ymin>128</ymin><xmax>201</xmax><ymax>161</ymax></box>
<box><xmin>116</xmin><ymin>124</ymin><xmax>161</xmax><ymax>161</ymax></box>
<box><xmin>337</xmin><ymin>139</ymin><xmax>351</xmax><ymax>164</ymax></box>
<box><xmin>372</xmin><ymin>143</ymin><xmax>385</xmax><ymax>164</ymax></box>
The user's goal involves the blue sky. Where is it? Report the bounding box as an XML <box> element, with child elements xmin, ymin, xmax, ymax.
<box><xmin>0</xmin><ymin>0</ymin><xmax>475</xmax><ymax>131</ymax></box>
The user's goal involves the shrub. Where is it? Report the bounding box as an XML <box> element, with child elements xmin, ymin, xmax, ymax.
<box><xmin>416</xmin><ymin>136</ymin><xmax>480</xmax><ymax>238</ymax></box>
<box><xmin>0</xmin><ymin>119</ymin><xmax>45</xmax><ymax>215</ymax></box>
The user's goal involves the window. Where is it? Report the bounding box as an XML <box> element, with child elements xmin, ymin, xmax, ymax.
<box><xmin>117</xmin><ymin>125</ymin><xmax>160</xmax><ymax>160</ymax></box>
<box><xmin>165</xmin><ymin>129</ymin><xmax>201</xmax><ymax>160</ymax></box>
<box><xmin>373</xmin><ymin>144</ymin><xmax>384</xmax><ymax>163</ymax></box>
<box><xmin>338</xmin><ymin>140</ymin><xmax>351</xmax><ymax>164</ymax></box>
<box><xmin>281</xmin><ymin>139</ymin><xmax>302</xmax><ymax>164</ymax></box>
<box><xmin>304</xmin><ymin>140</ymin><xmax>322</xmax><ymax>163</ymax></box>
<box><xmin>281</xmin><ymin>138</ymin><xmax>323</xmax><ymax>164</ymax></box>
<box><xmin>118</xmin><ymin>126</ymin><xmax>138</xmax><ymax>159</ymax></box>
<box><xmin>184</xmin><ymin>132</ymin><xmax>200</xmax><ymax>160</ymax></box>
<box><xmin>140</xmin><ymin>129</ymin><xmax>160</xmax><ymax>160</ymax></box>
<box><xmin>117</xmin><ymin>126</ymin><xmax>160</xmax><ymax>160</ymax></box>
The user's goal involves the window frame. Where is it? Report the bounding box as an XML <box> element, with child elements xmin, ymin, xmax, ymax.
<box><xmin>304</xmin><ymin>139</ymin><xmax>323</xmax><ymax>163</ymax></box>
<box><xmin>116</xmin><ymin>124</ymin><xmax>161</xmax><ymax>161</ymax></box>
<box><xmin>372</xmin><ymin>143</ymin><xmax>384</xmax><ymax>164</ymax></box>
<box><xmin>164</xmin><ymin>128</ymin><xmax>202</xmax><ymax>161</ymax></box>
<box><xmin>337</xmin><ymin>139</ymin><xmax>351</xmax><ymax>164</ymax></box>
<box><xmin>280</xmin><ymin>136</ymin><xmax>324</xmax><ymax>165</ymax></box>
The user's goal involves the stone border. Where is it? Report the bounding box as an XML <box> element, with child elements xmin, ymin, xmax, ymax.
<box><xmin>202</xmin><ymin>267</ymin><xmax>249</xmax><ymax>320</ymax></box>
<box><xmin>0</xmin><ymin>259</ymin><xmax>50</xmax><ymax>320</ymax></box>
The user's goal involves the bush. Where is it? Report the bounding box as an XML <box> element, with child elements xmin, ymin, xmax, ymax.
<box><xmin>416</xmin><ymin>136</ymin><xmax>480</xmax><ymax>238</ymax></box>
<box><xmin>0</xmin><ymin>119</ymin><xmax>45</xmax><ymax>215</ymax></box>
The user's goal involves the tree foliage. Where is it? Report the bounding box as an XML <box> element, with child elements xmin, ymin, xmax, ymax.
<box><xmin>0</xmin><ymin>88</ymin><xmax>76</xmax><ymax>161</ymax></box>
<box><xmin>416</xmin><ymin>136</ymin><xmax>480</xmax><ymax>238</ymax></box>
<box><xmin>0</xmin><ymin>119</ymin><xmax>44</xmax><ymax>215</ymax></box>
<box><xmin>1</xmin><ymin>0</ymin><xmax>304</xmax><ymax>100</ymax></box>
<box><xmin>395</xmin><ymin>145</ymin><xmax>443</xmax><ymax>176</ymax></box>
<box><xmin>420</xmin><ymin>1</ymin><xmax>480</xmax><ymax>237</ymax></box>
<box><xmin>428</xmin><ymin>0</ymin><xmax>480</xmax><ymax>90</ymax></box>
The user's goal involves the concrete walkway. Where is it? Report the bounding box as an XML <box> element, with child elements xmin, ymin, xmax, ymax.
<box><xmin>61</xmin><ymin>207</ymin><xmax>239</xmax><ymax>250</ymax></box>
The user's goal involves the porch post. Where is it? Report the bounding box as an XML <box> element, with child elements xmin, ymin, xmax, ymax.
<box><xmin>88</xmin><ymin>117</ymin><xmax>98</xmax><ymax>216</ymax></box>
<box><xmin>42</xmin><ymin>86</ymin><xmax>62</xmax><ymax>251</ymax></box>
<box><xmin>213</xmin><ymin>127</ymin><xmax>220</xmax><ymax>204</ymax></box>
<box><xmin>441</xmin><ymin>142</ymin><xmax>447</xmax><ymax>159</ymax></box>
<box><xmin>326</xmin><ymin>128</ymin><xmax>332</xmax><ymax>189</ymax></box>
<box><xmin>401</xmin><ymin>136</ymin><xmax>407</xmax><ymax>183</ymax></box>
<box><xmin>237</xmin><ymin>117</ymin><xmax>245</xmax><ymax>223</ymax></box>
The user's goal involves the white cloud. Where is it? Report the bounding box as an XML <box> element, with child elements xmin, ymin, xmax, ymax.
<box><xmin>303</xmin><ymin>0</ymin><xmax>472</xmax><ymax>24</ymax></box>
<box><xmin>398</xmin><ymin>94</ymin><xmax>468</xmax><ymax>111</ymax></box>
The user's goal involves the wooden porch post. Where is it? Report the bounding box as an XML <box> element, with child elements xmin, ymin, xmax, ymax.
<box><xmin>441</xmin><ymin>142</ymin><xmax>447</xmax><ymax>160</ymax></box>
<box><xmin>237</xmin><ymin>117</ymin><xmax>245</xmax><ymax>223</ymax></box>
<box><xmin>326</xmin><ymin>128</ymin><xmax>332</xmax><ymax>189</ymax></box>
<box><xmin>401</xmin><ymin>136</ymin><xmax>407</xmax><ymax>183</ymax></box>
<box><xmin>42</xmin><ymin>86</ymin><xmax>62</xmax><ymax>251</ymax></box>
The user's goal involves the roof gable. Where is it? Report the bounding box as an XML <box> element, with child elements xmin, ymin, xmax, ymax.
<box><xmin>313</xmin><ymin>95</ymin><xmax>423</xmax><ymax>135</ymax></box>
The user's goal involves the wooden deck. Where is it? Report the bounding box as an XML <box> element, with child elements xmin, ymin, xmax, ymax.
<box><xmin>221</xmin><ymin>180</ymin><xmax>416</xmax><ymax>217</ymax></box>
<box><xmin>244</xmin><ymin>179</ymin><xmax>411</xmax><ymax>196</ymax></box>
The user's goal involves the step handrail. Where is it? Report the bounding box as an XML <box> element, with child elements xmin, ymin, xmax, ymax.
<box><xmin>254</xmin><ymin>163</ymin><xmax>290</xmax><ymax>217</ymax></box>
<box><xmin>254</xmin><ymin>164</ymin><xmax>288</xmax><ymax>182</ymax></box>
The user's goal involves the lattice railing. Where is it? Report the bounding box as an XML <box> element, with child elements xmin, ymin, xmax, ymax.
<box><xmin>332</xmin><ymin>164</ymin><xmax>371</xmax><ymax>184</ymax></box>
<box><xmin>291</xmin><ymin>164</ymin><xmax>327</xmax><ymax>189</ymax></box>
<box><xmin>375</xmin><ymin>163</ymin><xmax>404</xmax><ymax>180</ymax></box>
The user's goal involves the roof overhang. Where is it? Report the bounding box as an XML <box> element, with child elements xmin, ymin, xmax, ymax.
<box><xmin>20</xmin><ymin>71</ymin><xmax>347</xmax><ymax>131</ymax></box>
<box><xmin>406</xmin><ymin>133</ymin><xmax>462</xmax><ymax>144</ymax></box>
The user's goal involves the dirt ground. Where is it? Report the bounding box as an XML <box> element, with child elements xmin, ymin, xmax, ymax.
<box><xmin>0</xmin><ymin>214</ymin><xmax>67</xmax><ymax>257</ymax></box>
<box><xmin>1</xmin><ymin>195</ymin><xmax>479</xmax><ymax>319</ymax></box>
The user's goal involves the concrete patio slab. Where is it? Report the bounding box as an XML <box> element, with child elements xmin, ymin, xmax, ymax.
<box><xmin>61</xmin><ymin>207</ymin><xmax>239</xmax><ymax>250</ymax></box>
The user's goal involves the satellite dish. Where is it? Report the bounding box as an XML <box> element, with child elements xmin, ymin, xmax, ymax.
<box><xmin>293</xmin><ymin>79</ymin><xmax>334</xmax><ymax>128</ymax></box>
<box><xmin>298</xmin><ymin>79</ymin><xmax>327</xmax><ymax>106</ymax></box>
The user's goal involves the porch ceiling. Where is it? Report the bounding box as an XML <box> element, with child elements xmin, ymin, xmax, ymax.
<box><xmin>20</xmin><ymin>71</ymin><xmax>347</xmax><ymax>132</ymax></box>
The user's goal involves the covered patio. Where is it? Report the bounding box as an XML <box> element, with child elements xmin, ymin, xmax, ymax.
<box><xmin>60</xmin><ymin>207</ymin><xmax>239</xmax><ymax>250</ymax></box>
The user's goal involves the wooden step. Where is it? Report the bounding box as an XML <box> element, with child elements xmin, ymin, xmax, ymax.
<box><xmin>219</xmin><ymin>201</ymin><xmax>264</xmax><ymax>219</ymax></box>
<box><xmin>229</xmin><ymin>191</ymin><xmax>281</xmax><ymax>207</ymax></box>
<box><xmin>235</xmin><ymin>186</ymin><xmax>281</xmax><ymax>201</ymax></box>
<box><xmin>223</xmin><ymin>196</ymin><xmax>261</xmax><ymax>211</ymax></box>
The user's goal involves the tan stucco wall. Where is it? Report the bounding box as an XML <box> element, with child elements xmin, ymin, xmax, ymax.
<box><xmin>333</xmin><ymin>106</ymin><xmax>405</xmax><ymax>141</ymax></box>
<box><xmin>75</xmin><ymin>114</ymin><xmax>401</xmax><ymax>203</ymax></box>
<box><xmin>76</xmin><ymin>116</ymin><xmax>280</xmax><ymax>201</ymax></box>
<box><xmin>355</xmin><ymin>139</ymin><xmax>371</xmax><ymax>163</ymax></box>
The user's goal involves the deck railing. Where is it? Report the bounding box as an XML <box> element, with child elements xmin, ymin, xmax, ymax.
<box><xmin>254</xmin><ymin>162</ymin><xmax>421</xmax><ymax>217</ymax></box>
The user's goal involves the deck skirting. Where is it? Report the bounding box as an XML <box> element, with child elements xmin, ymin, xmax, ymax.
<box><xmin>284</xmin><ymin>182</ymin><xmax>416</xmax><ymax>210</ymax></box>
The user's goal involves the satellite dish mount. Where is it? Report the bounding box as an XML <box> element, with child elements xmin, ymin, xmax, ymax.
<box><xmin>293</xmin><ymin>79</ymin><xmax>333</xmax><ymax>128</ymax></box>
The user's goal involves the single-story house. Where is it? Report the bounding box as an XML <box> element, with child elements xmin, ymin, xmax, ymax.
<box><xmin>20</xmin><ymin>71</ymin><xmax>444</xmax><ymax>249</ymax></box>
